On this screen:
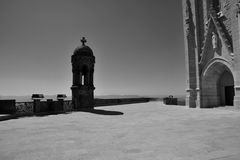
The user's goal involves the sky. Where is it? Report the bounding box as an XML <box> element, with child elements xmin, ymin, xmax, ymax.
<box><xmin>0</xmin><ymin>0</ymin><xmax>185</xmax><ymax>97</ymax></box>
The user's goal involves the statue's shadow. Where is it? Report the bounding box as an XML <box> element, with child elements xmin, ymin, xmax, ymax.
<box><xmin>81</xmin><ymin>108</ymin><xmax>124</xmax><ymax>115</ymax></box>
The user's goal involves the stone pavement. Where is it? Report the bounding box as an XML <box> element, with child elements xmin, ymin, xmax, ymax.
<box><xmin>0</xmin><ymin>102</ymin><xmax>240</xmax><ymax>160</ymax></box>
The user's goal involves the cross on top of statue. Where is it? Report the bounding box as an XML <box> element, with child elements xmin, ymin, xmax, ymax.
<box><xmin>81</xmin><ymin>37</ymin><xmax>87</xmax><ymax>46</ymax></box>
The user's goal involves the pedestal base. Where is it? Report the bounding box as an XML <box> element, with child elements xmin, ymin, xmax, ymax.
<box><xmin>234</xmin><ymin>96</ymin><xmax>240</xmax><ymax>109</ymax></box>
<box><xmin>186</xmin><ymin>89</ymin><xmax>200</xmax><ymax>108</ymax></box>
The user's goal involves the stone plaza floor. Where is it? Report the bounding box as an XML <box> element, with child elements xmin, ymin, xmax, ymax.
<box><xmin>0</xmin><ymin>102</ymin><xmax>240</xmax><ymax>160</ymax></box>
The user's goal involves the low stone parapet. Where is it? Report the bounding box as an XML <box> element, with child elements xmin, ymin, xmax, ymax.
<box><xmin>94</xmin><ymin>98</ymin><xmax>151</xmax><ymax>107</ymax></box>
<box><xmin>0</xmin><ymin>97</ymin><xmax>153</xmax><ymax>119</ymax></box>
<box><xmin>0</xmin><ymin>100</ymin><xmax>16</xmax><ymax>114</ymax></box>
<box><xmin>163</xmin><ymin>96</ymin><xmax>178</xmax><ymax>105</ymax></box>
<box><xmin>1</xmin><ymin>99</ymin><xmax>73</xmax><ymax>115</ymax></box>
<box><xmin>16</xmin><ymin>101</ymin><xmax>34</xmax><ymax>115</ymax></box>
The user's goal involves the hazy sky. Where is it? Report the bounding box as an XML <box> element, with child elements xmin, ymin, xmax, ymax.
<box><xmin>0</xmin><ymin>0</ymin><xmax>185</xmax><ymax>96</ymax></box>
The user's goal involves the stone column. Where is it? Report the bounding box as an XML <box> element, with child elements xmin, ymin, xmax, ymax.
<box><xmin>87</xmin><ymin>71</ymin><xmax>91</xmax><ymax>86</ymax></box>
<box><xmin>203</xmin><ymin>0</ymin><xmax>211</xmax><ymax>31</ymax></box>
<box><xmin>233</xmin><ymin>6</ymin><xmax>240</xmax><ymax>108</ymax></box>
<box><xmin>90</xmin><ymin>69</ymin><xmax>94</xmax><ymax>86</ymax></box>
<box><xmin>72</xmin><ymin>71</ymin><xmax>76</xmax><ymax>85</ymax></box>
<box><xmin>79</xmin><ymin>72</ymin><xmax>82</xmax><ymax>85</ymax></box>
<box><xmin>182</xmin><ymin>0</ymin><xmax>201</xmax><ymax>108</ymax></box>
<box><xmin>71</xmin><ymin>86</ymin><xmax>78</xmax><ymax>110</ymax></box>
<box><xmin>72</xmin><ymin>70</ymin><xmax>80</xmax><ymax>86</ymax></box>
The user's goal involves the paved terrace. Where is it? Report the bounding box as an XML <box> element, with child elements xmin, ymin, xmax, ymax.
<box><xmin>0</xmin><ymin>102</ymin><xmax>240</xmax><ymax>160</ymax></box>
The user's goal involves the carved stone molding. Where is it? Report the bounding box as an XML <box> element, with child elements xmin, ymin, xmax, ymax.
<box><xmin>236</xmin><ymin>1</ymin><xmax>240</xmax><ymax>17</ymax></box>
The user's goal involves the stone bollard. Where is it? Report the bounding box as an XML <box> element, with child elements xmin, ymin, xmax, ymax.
<box><xmin>57</xmin><ymin>94</ymin><xmax>67</xmax><ymax>111</ymax></box>
<box><xmin>163</xmin><ymin>95</ymin><xmax>178</xmax><ymax>105</ymax></box>
<box><xmin>32</xmin><ymin>94</ymin><xmax>44</xmax><ymax>113</ymax></box>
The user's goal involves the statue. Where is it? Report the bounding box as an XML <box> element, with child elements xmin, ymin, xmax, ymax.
<box><xmin>212</xmin><ymin>32</ymin><xmax>218</xmax><ymax>49</ymax></box>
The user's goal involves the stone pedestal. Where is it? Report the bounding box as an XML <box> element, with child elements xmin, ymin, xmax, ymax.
<box><xmin>186</xmin><ymin>89</ymin><xmax>200</xmax><ymax>108</ymax></box>
<box><xmin>234</xmin><ymin>87</ymin><xmax>240</xmax><ymax>108</ymax></box>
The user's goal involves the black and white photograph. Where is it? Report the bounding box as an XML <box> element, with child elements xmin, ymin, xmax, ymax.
<box><xmin>0</xmin><ymin>0</ymin><xmax>240</xmax><ymax>159</ymax></box>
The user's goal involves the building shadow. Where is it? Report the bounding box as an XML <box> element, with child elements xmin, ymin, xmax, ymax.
<box><xmin>81</xmin><ymin>108</ymin><xmax>124</xmax><ymax>115</ymax></box>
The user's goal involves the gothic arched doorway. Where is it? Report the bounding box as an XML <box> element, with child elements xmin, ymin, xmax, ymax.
<box><xmin>201</xmin><ymin>61</ymin><xmax>234</xmax><ymax>108</ymax></box>
<box><xmin>219</xmin><ymin>71</ymin><xmax>234</xmax><ymax>106</ymax></box>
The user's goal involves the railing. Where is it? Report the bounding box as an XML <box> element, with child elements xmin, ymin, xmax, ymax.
<box><xmin>16</xmin><ymin>101</ymin><xmax>34</xmax><ymax>114</ymax></box>
<box><xmin>0</xmin><ymin>99</ymin><xmax>73</xmax><ymax>114</ymax></box>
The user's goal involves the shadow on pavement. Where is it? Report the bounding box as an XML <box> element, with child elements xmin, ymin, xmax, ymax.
<box><xmin>81</xmin><ymin>108</ymin><xmax>124</xmax><ymax>115</ymax></box>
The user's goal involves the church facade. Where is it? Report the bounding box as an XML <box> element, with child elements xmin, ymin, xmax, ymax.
<box><xmin>182</xmin><ymin>0</ymin><xmax>240</xmax><ymax>108</ymax></box>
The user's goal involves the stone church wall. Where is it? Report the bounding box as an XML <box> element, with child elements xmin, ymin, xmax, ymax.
<box><xmin>220</xmin><ymin>0</ymin><xmax>233</xmax><ymax>37</ymax></box>
<box><xmin>182</xmin><ymin>0</ymin><xmax>240</xmax><ymax>108</ymax></box>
